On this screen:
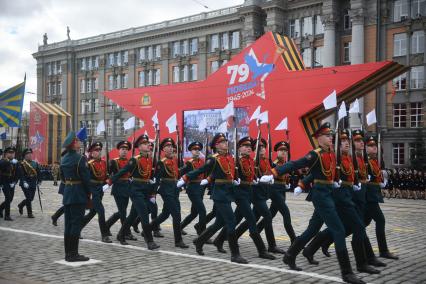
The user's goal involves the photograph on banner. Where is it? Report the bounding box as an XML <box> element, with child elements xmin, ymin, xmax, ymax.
<box><xmin>183</xmin><ymin>107</ymin><xmax>249</xmax><ymax>158</ymax></box>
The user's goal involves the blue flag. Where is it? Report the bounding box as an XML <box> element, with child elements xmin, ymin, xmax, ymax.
<box><xmin>0</xmin><ymin>81</ymin><xmax>25</xmax><ymax>127</ymax></box>
<box><xmin>0</xmin><ymin>132</ymin><xmax>6</xmax><ymax>140</ymax></box>
<box><xmin>76</xmin><ymin>127</ymin><xmax>87</xmax><ymax>141</ymax></box>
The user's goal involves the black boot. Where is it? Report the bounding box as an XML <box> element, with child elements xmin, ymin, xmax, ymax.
<box><xmin>173</xmin><ymin>222</ymin><xmax>188</xmax><ymax>249</ymax></box>
<box><xmin>194</xmin><ymin>225</ymin><xmax>218</xmax><ymax>255</ymax></box>
<box><xmin>282</xmin><ymin>237</ymin><xmax>304</xmax><ymax>271</ymax></box>
<box><xmin>106</xmin><ymin>213</ymin><xmax>120</xmax><ymax>236</ymax></box>
<box><xmin>142</xmin><ymin>224</ymin><xmax>160</xmax><ymax>250</ymax></box>
<box><xmin>228</xmin><ymin>232</ymin><xmax>248</xmax><ymax>264</ymax></box>
<box><xmin>27</xmin><ymin>202</ymin><xmax>34</xmax><ymax>218</ymax></box>
<box><xmin>100</xmin><ymin>218</ymin><xmax>112</xmax><ymax>243</ymax></box>
<box><xmin>265</xmin><ymin>224</ymin><xmax>285</xmax><ymax>254</ymax></box>
<box><xmin>250</xmin><ymin>232</ymin><xmax>275</xmax><ymax>260</ymax></box>
<box><xmin>379</xmin><ymin>251</ymin><xmax>398</xmax><ymax>260</ymax></box>
<box><xmin>336</xmin><ymin>250</ymin><xmax>366</xmax><ymax>284</ymax></box>
<box><xmin>351</xmin><ymin>241</ymin><xmax>380</xmax><ymax>274</ymax></box>
<box><xmin>116</xmin><ymin>227</ymin><xmax>129</xmax><ymax>245</ymax></box>
<box><xmin>377</xmin><ymin>233</ymin><xmax>398</xmax><ymax>260</ymax></box>
<box><xmin>321</xmin><ymin>236</ymin><xmax>333</xmax><ymax>257</ymax></box>
<box><xmin>213</xmin><ymin>228</ymin><xmax>227</xmax><ymax>253</ymax></box>
<box><xmin>18</xmin><ymin>200</ymin><xmax>25</xmax><ymax>215</ymax></box>
<box><xmin>364</xmin><ymin>237</ymin><xmax>386</xmax><ymax>267</ymax></box>
<box><xmin>132</xmin><ymin>217</ymin><xmax>141</xmax><ymax>233</ymax></box>
<box><xmin>51</xmin><ymin>207</ymin><xmax>64</xmax><ymax>226</ymax></box>
<box><xmin>64</xmin><ymin>235</ymin><xmax>70</xmax><ymax>260</ymax></box>
<box><xmin>153</xmin><ymin>230</ymin><xmax>164</xmax><ymax>238</ymax></box>
<box><xmin>303</xmin><ymin>233</ymin><xmax>331</xmax><ymax>265</ymax></box>
<box><xmin>66</xmin><ymin>236</ymin><xmax>90</xmax><ymax>262</ymax></box>
<box><xmin>4</xmin><ymin>207</ymin><xmax>13</xmax><ymax>221</ymax></box>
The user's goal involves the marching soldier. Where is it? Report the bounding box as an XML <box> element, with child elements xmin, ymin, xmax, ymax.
<box><xmin>60</xmin><ymin>131</ymin><xmax>90</xmax><ymax>262</ymax></box>
<box><xmin>18</xmin><ymin>148</ymin><xmax>41</xmax><ymax>218</ymax></box>
<box><xmin>260</xmin><ymin>122</ymin><xmax>365</xmax><ymax>284</ymax></box>
<box><xmin>179</xmin><ymin>142</ymin><xmax>208</xmax><ymax>236</ymax></box>
<box><xmin>149</xmin><ymin>138</ymin><xmax>188</xmax><ymax>248</ymax></box>
<box><xmin>212</xmin><ymin>136</ymin><xmax>275</xmax><ymax>260</ymax></box>
<box><xmin>105</xmin><ymin>141</ymin><xmax>137</xmax><ymax>241</ymax></box>
<box><xmin>178</xmin><ymin>133</ymin><xmax>248</xmax><ymax>264</ymax></box>
<box><xmin>0</xmin><ymin>146</ymin><xmax>20</xmax><ymax>221</ymax></box>
<box><xmin>52</xmin><ymin>161</ymin><xmax>60</xmax><ymax>186</ymax></box>
<box><xmin>364</xmin><ymin>135</ymin><xmax>398</xmax><ymax>260</ymax></box>
<box><xmin>257</xmin><ymin>141</ymin><xmax>297</xmax><ymax>244</ymax></box>
<box><xmin>80</xmin><ymin>142</ymin><xmax>112</xmax><ymax>243</ymax></box>
<box><xmin>107</xmin><ymin>135</ymin><xmax>159</xmax><ymax>250</ymax></box>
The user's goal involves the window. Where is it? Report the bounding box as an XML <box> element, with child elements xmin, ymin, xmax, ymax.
<box><xmin>121</xmin><ymin>74</ymin><xmax>128</xmax><ymax>89</ymax></box>
<box><xmin>315</xmin><ymin>15</ymin><xmax>324</xmax><ymax>35</ymax></box>
<box><xmin>314</xmin><ymin>47</ymin><xmax>323</xmax><ymax>67</ymax></box>
<box><xmin>182</xmin><ymin>40</ymin><xmax>189</xmax><ymax>55</ymax></box>
<box><xmin>93</xmin><ymin>99</ymin><xmax>99</xmax><ymax>113</ymax></box>
<box><xmin>302</xmin><ymin>48</ymin><xmax>312</xmax><ymax>68</ymax></box>
<box><xmin>148</xmin><ymin>70</ymin><xmax>153</xmax><ymax>86</ymax></box>
<box><xmin>392</xmin><ymin>72</ymin><xmax>407</xmax><ymax>90</ymax></box>
<box><xmin>290</xmin><ymin>19</ymin><xmax>300</xmax><ymax>38</ymax></box>
<box><xmin>411</xmin><ymin>31</ymin><xmax>425</xmax><ymax>54</ymax></box>
<box><xmin>410</xmin><ymin>102</ymin><xmax>423</xmax><ymax>127</ymax></box>
<box><xmin>409</xmin><ymin>143</ymin><xmax>422</xmax><ymax>160</ymax></box>
<box><xmin>343</xmin><ymin>10</ymin><xmax>351</xmax><ymax>30</ymax></box>
<box><xmin>81</xmin><ymin>100</ymin><xmax>90</xmax><ymax>114</ymax></box>
<box><xmin>394</xmin><ymin>0</ymin><xmax>409</xmax><ymax>22</ymax></box>
<box><xmin>47</xmin><ymin>63</ymin><xmax>52</xmax><ymax>75</ymax></box>
<box><xmin>115</xmin><ymin>119</ymin><xmax>122</xmax><ymax>136</ymax></box>
<box><xmin>302</xmin><ymin>17</ymin><xmax>313</xmax><ymax>36</ymax></box>
<box><xmin>57</xmin><ymin>81</ymin><xmax>62</xmax><ymax>95</ymax></box>
<box><xmin>139</xmin><ymin>47</ymin><xmax>146</xmax><ymax>61</ymax></box>
<box><xmin>393</xmin><ymin>143</ymin><xmax>405</xmax><ymax>165</ymax></box>
<box><xmin>86</xmin><ymin>79</ymin><xmax>92</xmax><ymax>93</ymax></box>
<box><xmin>80</xmin><ymin>79</ymin><xmax>86</xmax><ymax>93</ymax></box>
<box><xmin>411</xmin><ymin>0</ymin><xmax>426</xmax><ymax>18</ymax></box>
<box><xmin>93</xmin><ymin>78</ymin><xmax>98</xmax><ymax>91</ymax></box>
<box><xmin>173</xmin><ymin>66</ymin><xmax>180</xmax><ymax>83</ymax></box>
<box><xmin>123</xmin><ymin>51</ymin><xmax>128</xmax><ymax>65</ymax></box>
<box><xmin>57</xmin><ymin>62</ymin><xmax>62</xmax><ymax>74</ymax></box>
<box><xmin>231</xmin><ymin>31</ymin><xmax>240</xmax><ymax>49</ymax></box>
<box><xmin>190</xmin><ymin>64</ymin><xmax>197</xmax><ymax>81</ymax></box>
<box><xmin>108</xmin><ymin>54</ymin><xmax>114</xmax><ymax>67</ymax></box>
<box><xmin>211</xmin><ymin>34</ymin><xmax>219</xmax><ymax>52</ymax></box>
<box><xmin>116</xmin><ymin>52</ymin><xmax>121</xmax><ymax>66</ymax></box>
<box><xmin>410</xmin><ymin>66</ymin><xmax>425</xmax><ymax>89</ymax></box>
<box><xmin>108</xmin><ymin>75</ymin><xmax>113</xmax><ymax>90</ymax></box>
<box><xmin>94</xmin><ymin>56</ymin><xmax>99</xmax><ymax>69</ymax></box>
<box><xmin>211</xmin><ymin>61</ymin><xmax>219</xmax><ymax>73</ymax></box>
<box><xmin>191</xmin><ymin>38</ymin><xmax>198</xmax><ymax>54</ymax></box>
<box><xmin>139</xmin><ymin>71</ymin><xmax>145</xmax><ymax>87</ymax></box>
<box><xmin>173</xmin><ymin>41</ymin><xmax>180</xmax><ymax>58</ymax></box>
<box><xmin>155</xmin><ymin>45</ymin><xmax>161</xmax><ymax>59</ymax></box>
<box><xmin>343</xmin><ymin>42</ymin><xmax>351</xmax><ymax>63</ymax></box>
<box><xmin>182</xmin><ymin>65</ymin><xmax>189</xmax><ymax>82</ymax></box>
<box><xmin>52</xmin><ymin>62</ymin><xmax>57</xmax><ymax>75</ymax></box>
<box><xmin>393</xmin><ymin>103</ymin><xmax>407</xmax><ymax>127</ymax></box>
<box><xmin>394</xmin><ymin>33</ymin><xmax>407</xmax><ymax>56</ymax></box>
<box><xmin>148</xmin><ymin>46</ymin><xmax>153</xmax><ymax>61</ymax></box>
<box><xmin>221</xmin><ymin>33</ymin><xmax>229</xmax><ymax>50</ymax></box>
<box><xmin>47</xmin><ymin>83</ymin><xmax>51</xmax><ymax>95</ymax></box>
<box><xmin>107</xmin><ymin>120</ymin><xmax>112</xmax><ymax>135</ymax></box>
<box><xmin>87</xmin><ymin>58</ymin><xmax>92</xmax><ymax>71</ymax></box>
<box><xmin>115</xmin><ymin>75</ymin><xmax>121</xmax><ymax>89</ymax></box>
<box><xmin>154</xmin><ymin>69</ymin><xmax>161</xmax><ymax>85</ymax></box>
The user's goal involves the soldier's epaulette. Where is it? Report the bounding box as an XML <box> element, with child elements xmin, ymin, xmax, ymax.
<box><xmin>314</xmin><ymin>148</ymin><xmax>321</xmax><ymax>154</ymax></box>
<box><xmin>212</xmin><ymin>153</ymin><xmax>219</xmax><ymax>158</ymax></box>
<box><xmin>161</xmin><ymin>157</ymin><xmax>167</xmax><ymax>162</ymax></box>
<box><xmin>273</xmin><ymin>159</ymin><xmax>279</xmax><ymax>164</ymax></box>
<box><xmin>88</xmin><ymin>159</ymin><xmax>95</xmax><ymax>165</ymax></box>
<box><xmin>188</xmin><ymin>158</ymin><xmax>194</xmax><ymax>163</ymax></box>
<box><xmin>113</xmin><ymin>157</ymin><xmax>120</xmax><ymax>161</ymax></box>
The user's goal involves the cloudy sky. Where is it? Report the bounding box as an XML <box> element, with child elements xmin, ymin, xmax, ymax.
<box><xmin>0</xmin><ymin>0</ymin><xmax>243</xmax><ymax>110</ymax></box>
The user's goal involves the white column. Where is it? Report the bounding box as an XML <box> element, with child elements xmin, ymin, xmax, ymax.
<box><xmin>322</xmin><ymin>16</ymin><xmax>336</xmax><ymax>67</ymax></box>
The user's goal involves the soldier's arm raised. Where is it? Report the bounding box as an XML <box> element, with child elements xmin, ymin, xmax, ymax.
<box><xmin>182</xmin><ymin>157</ymin><xmax>215</xmax><ymax>182</ymax></box>
<box><xmin>272</xmin><ymin>150</ymin><xmax>318</xmax><ymax>177</ymax></box>
<box><xmin>111</xmin><ymin>158</ymin><xmax>136</xmax><ymax>183</ymax></box>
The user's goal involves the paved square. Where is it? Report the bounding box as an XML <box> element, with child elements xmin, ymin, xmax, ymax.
<box><xmin>0</xmin><ymin>181</ymin><xmax>425</xmax><ymax>283</ymax></box>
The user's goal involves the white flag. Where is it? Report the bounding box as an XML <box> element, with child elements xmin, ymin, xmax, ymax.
<box><xmin>275</xmin><ymin>117</ymin><xmax>288</xmax><ymax>131</ymax></box>
<box><xmin>151</xmin><ymin>111</ymin><xmax>159</xmax><ymax>126</ymax></box>
<box><xmin>349</xmin><ymin>99</ymin><xmax>360</xmax><ymax>114</ymax></box>
<box><xmin>166</xmin><ymin>113</ymin><xmax>177</xmax><ymax>133</ymax></box>
<box><xmin>198</xmin><ymin>116</ymin><xmax>207</xmax><ymax>132</ymax></box>
<box><xmin>366</xmin><ymin>109</ymin><xmax>377</xmax><ymax>126</ymax></box>
<box><xmin>96</xmin><ymin>119</ymin><xmax>105</xmax><ymax>135</ymax></box>
<box><xmin>322</xmin><ymin>90</ymin><xmax>337</xmax><ymax>110</ymax></box>
<box><xmin>123</xmin><ymin>116</ymin><xmax>136</xmax><ymax>130</ymax></box>
<box><xmin>257</xmin><ymin>111</ymin><xmax>268</xmax><ymax>124</ymax></box>
<box><xmin>221</xmin><ymin>101</ymin><xmax>235</xmax><ymax>120</ymax></box>
<box><xmin>250</xmin><ymin>106</ymin><xmax>261</xmax><ymax>121</ymax></box>
<box><xmin>217</xmin><ymin>121</ymin><xmax>228</xmax><ymax>133</ymax></box>
<box><xmin>337</xmin><ymin>101</ymin><xmax>347</xmax><ymax>121</ymax></box>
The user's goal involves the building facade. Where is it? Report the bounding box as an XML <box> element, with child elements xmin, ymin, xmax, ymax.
<box><xmin>33</xmin><ymin>0</ymin><xmax>425</xmax><ymax>168</ymax></box>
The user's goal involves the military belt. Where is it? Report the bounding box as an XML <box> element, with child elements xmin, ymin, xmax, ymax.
<box><xmin>214</xmin><ymin>179</ymin><xmax>233</xmax><ymax>184</ymax></box>
<box><xmin>189</xmin><ymin>179</ymin><xmax>202</xmax><ymax>184</ymax></box>
<box><xmin>64</xmin><ymin>181</ymin><xmax>82</xmax><ymax>185</ymax></box>
<box><xmin>240</xmin><ymin>181</ymin><xmax>253</xmax><ymax>185</ymax></box>
<box><xmin>341</xmin><ymin>181</ymin><xmax>354</xmax><ymax>187</ymax></box>
<box><xmin>133</xmin><ymin>178</ymin><xmax>150</xmax><ymax>183</ymax></box>
<box><xmin>274</xmin><ymin>181</ymin><xmax>288</xmax><ymax>185</ymax></box>
<box><xmin>162</xmin><ymin>178</ymin><xmax>178</xmax><ymax>182</ymax></box>
<box><xmin>119</xmin><ymin>177</ymin><xmax>130</xmax><ymax>181</ymax></box>
<box><xmin>90</xmin><ymin>179</ymin><xmax>104</xmax><ymax>184</ymax></box>
<box><xmin>313</xmin><ymin>179</ymin><xmax>333</xmax><ymax>185</ymax></box>
<box><xmin>367</xmin><ymin>181</ymin><xmax>381</xmax><ymax>186</ymax></box>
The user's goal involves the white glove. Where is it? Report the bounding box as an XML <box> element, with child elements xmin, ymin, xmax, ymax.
<box><xmin>149</xmin><ymin>196</ymin><xmax>156</xmax><ymax>204</ymax></box>
<box><xmin>285</xmin><ymin>184</ymin><xmax>291</xmax><ymax>190</ymax></box>
<box><xmin>294</xmin><ymin>186</ymin><xmax>303</xmax><ymax>196</ymax></box>
<box><xmin>176</xmin><ymin>178</ymin><xmax>186</xmax><ymax>188</ymax></box>
<box><xmin>200</xmin><ymin>179</ymin><xmax>209</xmax><ymax>186</ymax></box>
<box><xmin>232</xmin><ymin>178</ymin><xmax>241</xmax><ymax>186</ymax></box>
<box><xmin>11</xmin><ymin>159</ymin><xmax>18</xmax><ymax>164</ymax></box>
<box><xmin>252</xmin><ymin>179</ymin><xmax>259</xmax><ymax>185</ymax></box>
<box><xmin>379</xmin><ymin>182</ymin><xmax>386</xmax><ymax>189</ymax></box>
<box><xmin>149</xmin><ymin>177</ymin><xmax>156</xmax><ymax>184</ymax></box>
<box><xmin>353</xmin><ymin>184</ymin><xmax>361</xmax><ymax>191</ymax></box>
<box><xmin>10</xmin><ymin>183</ymin><xmax>15</xmax><ymax>188</ymax></box>
<box><xmin>260</xmin><ymin>175</ymin><xmax>274</xmax><ymax>184</ymax></box>
<box><xmin>333</xmin><ymin>180</ymin><xmax>341</xmax><ymax>189</ymax></box>
<box><xmin>23</xmin><ymin>182</ymin><xmax>29</xmax><ymax>189</ymax></box>
<box><xmin>367</xmin><ymin>175</ymin><xmax>371</xmax><ymax>182</ymax></box>
<box><xmin>102</xmin><ymin>184</ymin><xmax>111</xmax><ymax>192</ymax></box>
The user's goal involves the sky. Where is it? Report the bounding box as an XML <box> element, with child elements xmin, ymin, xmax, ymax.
<box><xmin>0</xmin><ymin>0</ymin><xmax>244</xmax><ymax>111</ymax></box>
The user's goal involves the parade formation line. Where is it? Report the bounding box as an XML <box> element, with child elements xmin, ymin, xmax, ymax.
<box><xmin>0</xmin><ymin>226</ymin><xmax>348</xmax><ymax>283</ymax></box>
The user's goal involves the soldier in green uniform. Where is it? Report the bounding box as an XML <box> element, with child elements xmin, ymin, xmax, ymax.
<box><xmin>0</xmin><ymin>147</ymin><xmax>20</xmax><ymax>221</ymax></box>
<box><xmin>60</xmin><ymin>131</ymin><xmax>90</xmax><ymax>262</ymax></box>
<box><xmin>18</xmin><ymin>148</ymin><xmax>41</xmax><ymax>218</ymax></box>
<box><xmin>364</xmin><ymin>135</ymin><xmax>398</xmax><ymax>260</ymax></box>
<box><xmin>149</xmin><ymin>138</ymin><xmax>188</xmax><ymax>248</ymax></box>
<box><xmin>178</xmin><ymin>133</ymin><xmax>248</xmax><ymax>264</ymax></box>
<box><xmin>80</xmin><ymin>142</ymin><xmax>112</xmax><ymax>243</ymax></box>
<box><xmin>108</xmin><ymin>135</ymin><xmax>159</xmax><ymax>250</ymax></box>
<box><xmin>260</xmin><ymin>123</ymin><xmax>365</xmax><ymax>284</ymax></box>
